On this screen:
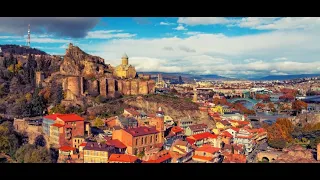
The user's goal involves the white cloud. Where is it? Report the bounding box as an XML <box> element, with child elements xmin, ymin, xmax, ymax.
<box><xmin>64</xmin><ymin>28</ymin><xmax>320</xmax><ymax>78</ymax></box>
<box><xmin>173</xmin><ymin>24</ymin><xmax>188</xmax><ymax>31</ymax></box>
<box><xmin>178</xmin><ymin>17</ymin><xmax>234</xmax><ymax>26</ymax></box>
<box><xmin>273</xmin><ymin>57</ymin><xmax>287</xmax><ymax>61</ymax></box>
<box><xmin>159</xmin><ymin>22</ymin><xmax>175</xmax><ymax>26</ymax></box>
<box><xmin>85</xmin><ymin>30</ymin><xmax>136</xmax><ymax>39</ymax></box>
<box><xmin>184</xmin><ymin>31</ymin><xmax>203</xmax><ymax>36</ymax></box>
<box><xmin>238</xmin><ymin>17</ymin><xmax>320</xmax><ymax>31</ymax></box>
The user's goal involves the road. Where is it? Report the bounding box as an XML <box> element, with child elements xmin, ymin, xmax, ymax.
<box><xmin>247</xmin><ymin>139</ymin><xmax>268</xmax><ymax>163</ymax></box>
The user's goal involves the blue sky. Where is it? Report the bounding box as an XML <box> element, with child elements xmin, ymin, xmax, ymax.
<box><xmin>0</xmin><ymin>17</ymin><xmax>320</xmax><ymax>78</ymax></box>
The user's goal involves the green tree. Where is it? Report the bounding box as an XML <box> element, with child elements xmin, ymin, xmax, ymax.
<box><xmin>31</xmin><ymin>88</ymin><xmax>46</xmax><ymax>116</ymax></box>
<box><xmin>137</xmin><ymin>149</ymin><xmax>145</xmax><ymax>159</ymax></box>
<box><xmin>18</xmin><ymin>145</ymin><xmax>52</xmax><ymax>163</ymax></box>
<box><xmin>93</xmin><ymin>117</ymin><xmax>105</xmax><ymax>128</ymax></box>
<box><xmin>0</xmin><ymin>122</ymin><xmax>19</xmax><ymax>157</ymax></box>
<box><xmin>15</xmin><ymin>144</ymin><xmax>35</xmax><ymax>163</ymax></box>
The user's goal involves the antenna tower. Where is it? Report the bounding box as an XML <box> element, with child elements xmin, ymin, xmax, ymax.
<box><xmin>27</xmin><ymin>24</ymin><xmax>31</xmax><ymax>48</ymax></box>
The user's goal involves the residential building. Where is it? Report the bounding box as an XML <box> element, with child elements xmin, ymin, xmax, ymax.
<box><xmin>234</xmin><ymin>129</ymin><xmax>255</xmax><ymax>154</ymax></box>
<box><xmin>221</xmin><ymin>113</ymin><xmax>245</xmax><ymax>121</ymax></box>
<box><xmin>178</xmin><ymin>119</ymin><xmax>194</xmax><ymax>130</ymax></box>
<box><xmin>219</xmin><ymin>131</ymin><xmax>233</xmax><ymax>144</ymax></box>
<box><xmin>216</xmin><ymin>120</ymin><xmax>231</xmax><ymax>130</ymax></box>
<box><xmin>112</xmin><ymin>126</ymin><xmax>162</xmax><ymax>155</ymax></box>
<box><xmin>48</xmin><ymin>114</ymin><xmax>84</xmax><ymax>147</ymax></box>
<box><xmin>192</xmin><ymin>144</ymin><xmax>221</xmax><ymax>163</ymax></box>
<box><xmin>221</xmin><ymin>144</ymin><xmax>244</xmax><ymax>155</ymax></box>
<box><xmin>105</xmin><ymin>139</ymin><xmax>127</xmax><ymax>154</ymax></box>
<box><xmin>117</xmin><ymin>115</ymin><xmax>138</xmax><ymax>129</ymax></box>
<box><xmin>148</xmin><ymin>114</ymin><xmax>165</xmax><ymax>141</ymax></box>
<box><xmin>144</xmin><ymin>150</ymin><xmax>172</xmax><ymax>163</ymax></box>
<box><xmin>169</xmin><ymin>139</ymin><xmax>194</xmax><ymax>163</ymax></box>
<box><xmin>186</xmin><ymin>132</ymin><xmax>221</xmax><ymax>148</ymax></box>
<box><xmin>108</xmin><ymin>154</ymin><xmax>140</xmax><ymax>163</ymax></box>
<box><xmin>184</xmin><ymin>124</ymin><xmax>208</xmax><ymax>136</ymax></box>
<box><xmin>223</xmin><ymin>153</ymin><xmax>247</xmax><ymax>163</ymax></box>
<box><xmin>211</xmin><ymin>105</ymin><xmax>224</xmax><ymax>114</ymax></box>
<box><xmin>83</xmin><ymin>142</ymin><xmax>115</xmax><ymax>163</ymax></box>
<box><xmin>72</xmin><ymin>136</ymin><xmax>85</xmax><ymax>149</ymax></box>
<box><xmin>43</xmin><ymin>113</ymin><xmax>63</xmax><ymax>136</ymax></box>
<box><xmin>225</xmin><ymin>127</ymin><xmax>240</xmax><ymax>138</ymax></box>
<box><xmin>58</xmin><ymin>146</ymin><xmax>76</xmax><ymax>160</ymax></box>
<box><xmin>164</xmin><ymin>115</ymin><xmax>174</xmax><ymax>126</ymax></box>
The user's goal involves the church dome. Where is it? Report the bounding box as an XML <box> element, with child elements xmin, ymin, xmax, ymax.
<box><xmin>122</xmin><ymin>53</ymin><xmax>128</xmax><ymax>59</ymax></box>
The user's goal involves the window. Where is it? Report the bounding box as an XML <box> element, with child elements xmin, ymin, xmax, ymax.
<box><xmin>75</xmin><ymin>145</ymin><xmax>76</xmax><ymax>148</ymax></box>
<box><xmin>150</xmin><ymin>136</ymin><xmax>153</xmax><ymax>143</ymax></box>
<box><xmin>75</xmin><ymin>139</ymin><xmax>76</xmax><ymax>142</ymax></box>
<box><xmin>144</xmin><ymin>137</ymin><xmax>147</xmax><ymax>144</ymax></box>
<box><xmin>141</xmin><ymin>137</ymin><xmax>143</xmax><ymax>145</ymax></box>
<box><xmin>78</xmin><ymin>139</ymin><xmax>79</xmax><ymax>143</ymax></box>
<box><xmin>136</xmin><ymin>139</ymin><xmax>138</xmax><ymax>146</ymax></box>
<box><xmin>155</xmin><ymin>135</ymin><xmax>158</xmax><ymax>142</ymax></box>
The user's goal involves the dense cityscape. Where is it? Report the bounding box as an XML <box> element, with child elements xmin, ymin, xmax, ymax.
<box><xmin>0</xmin><ymin>17</ymin><xmax>320</xmax><ymax>164</ymax></box>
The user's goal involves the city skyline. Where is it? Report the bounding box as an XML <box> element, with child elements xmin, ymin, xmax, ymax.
<box><xmin>0</xmin><ymin>17</ymin><xmax>320</xmax><ymax>78</ymax></box>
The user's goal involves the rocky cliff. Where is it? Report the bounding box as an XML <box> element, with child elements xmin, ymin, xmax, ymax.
<box><xmin>274</xmin><ymin>145</ymin><xmax>318</xmax><ymax>163</ymax></box>
<box><xmin>59</xmin><ymin>43</ymin><xmax>111</xmax><ymax>76</ymax></box>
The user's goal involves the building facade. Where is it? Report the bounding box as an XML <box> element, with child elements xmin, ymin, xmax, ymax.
<box><xmin>83</xmin><ymin>142</ymin><xmax>115</xmax><ymax>163</ymax></box>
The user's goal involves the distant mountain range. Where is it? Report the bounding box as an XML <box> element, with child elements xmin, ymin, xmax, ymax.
<box><xmin>251</xmin><ymin>74</ymin><xmax>320</xmax><ymax>81</ymax></box>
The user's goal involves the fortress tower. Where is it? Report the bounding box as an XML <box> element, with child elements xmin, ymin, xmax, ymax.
<box><xmin>35</xmin><ymin>71</ymin><xmax>45</xmax><ymax>87</ymax></box>
<box><xmin>122</xmin><ymin>53</ymin><xmax>128</xmax><ymax>66</ymax></box>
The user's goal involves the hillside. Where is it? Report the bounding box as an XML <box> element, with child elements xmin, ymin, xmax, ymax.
<box><xmin>0</xmin><ymin>44</ymin><xmax>47</xmax><ymax>55</ymax></box>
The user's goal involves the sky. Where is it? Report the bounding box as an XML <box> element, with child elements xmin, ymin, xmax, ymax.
<box><xmin>0</xmin><ymin>17</ymin><xmax>320</xmax><ymax>79</ymax></box>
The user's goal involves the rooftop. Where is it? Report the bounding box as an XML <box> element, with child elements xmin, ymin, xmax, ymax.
<box><xmin>196</xmin><ymin>144</ymin><xmax>220</xmax><ymax>154</ymax></box>
<box><xmin>45</xmin><ymin>113</ymin><xmax>84</xmax><ymax>122</ymax></box>
<box><xmin>51</xmin><ymin>123</ymin><xmax>64</xmax><ymax>128</ymax></box>
<box><xmin>109</xmin><ymin>154</ymin><xmax>138</xmax><ymax>163</ymax></box>
<box><xmin>59</xmin><ymin>146</ymin><xmax>76</xmax><ymax>152</ymax></box>
<box><xmin>124</xmin><ymin>126</ymin><xmax>159</xmax><ymax>137</ymax></box>
<box><xmin>187</xmin><ymin>132</ymin><xmax>218</xmax><ymax>141</ymax></box>
<box><xmin>124</xmin><ymin>108</ymin><xmax>140</xmax><ymax>116</ymax></box>
<box><xmin>188</xmin><ymin>124</ymin><xmax>208</xmax><ymax>131</ymax></box>
<box><xmin>106</xmin><ymin>139</ymin><xmax>127</xmax><ymax>149</ymax></box>
<box><xmin>171</xmin><ymin>126</ymin><xmax>184</xmax><ymax>134</ymax></box>
<box><xmin>83</xmin><ymin>142</ymin><xmax>115</xmax><ymax>152</ymax></box>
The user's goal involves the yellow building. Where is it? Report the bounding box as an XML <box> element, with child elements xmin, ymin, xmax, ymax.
<box><xmin>164</xmin><ymin>115</ymin><xmax>174</xmax><ymax>125</ymax></box>
<box><xmin>216</xmin><ymin>120</ymin><xmax>231</xmax><ymax>130</ymax></box>
<box><xmin>211</xmin><ymin>105</ymin><xmax>224</xmax><ymax>115</ymax></box>
<box><xmin>72</xmin><ymin>136</ymin><xmax>85</xmax><ymax>149</ymax></box>
<box><xmin>49</xmin><ymin>123</ymin><xmax>64</xmax><ymax>146</ymax></box>
<box><xmin>229</xmin><ymin>120</ymin><xmax>240</xmax><ymax>127</ymax></box>
<box><xmin>212</xmin><ymin>128</ymin><xmax>221</xmax><ymax>135</ymax></box>
<box><xmin>83</xmin><ymin>142</ymin><xmax>114</xmax><ymax>163</ymax></box>
<box><xmin>113</xmin><ymin>53</ymin><xmax>137</xmax><ymax>79</ymax></box>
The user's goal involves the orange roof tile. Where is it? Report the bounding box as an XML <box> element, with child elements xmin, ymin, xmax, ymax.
<box><xmin>57</xmin><ymin>114</ymin><xmax>84</xmax><ymax>122</ymax></box>
<box><xmin>188</xmin><ymin>132</ymin><xmax>218</xmax><ymax>141</ymax></box>
<box><xmin>196</xmin><ymin>144</ymin><xmax>220</xmax><ymax>154</ymax></box>
<box><xmin>79</xmin><ymin>142</ymin><xmax>87</xmax><ymax>147</ymax></box>
<box><xmin>230</xmin><ymin>127</ymin><xmax>240</xmax><ymax>132</ymax></box>
<box><xmin>171</xmin><ymin>126</ymin><xmax>184</xmax><ymax>134</ymax></box>
<box><xmin>59</xmin><ymin>146</ymin><xmax>76</xmax><ymax>152</ymax></box>
<box><xmin>44</xmin><ymin>113</ymin><xmax>63</xmax><ymax>120</ymax></box>
<box><xmin>51</xmin><ymin>123</ymin><xmax>64</xmax><ymax>128</ymax></box>
<box><xmin>109</xmin><ymin>154</ymin><xmax>138</xmax><ymax>163</ymax></box>
<box><xmin>192</xmin><ymin>155</ymin><xmax>213</xmax><ymax>161</ymax></box>
<box><xmin>106</xmin><ymin>139</ymin><xmax>127</xmax><ymax>149</ymax></box>
<box><xmin>220</xmin><ymin>131</ymin><xmax>233</xmax><ymax>138</ymax></box>
<box><xmin>237</xmin><ymin>121</ymin><xmax>250</xmax><ymax>125</ymax></box>
<box><xmin>145</xmin><ymin>152</ymin><xmax>172</xmax><ymax>163</ymax></box>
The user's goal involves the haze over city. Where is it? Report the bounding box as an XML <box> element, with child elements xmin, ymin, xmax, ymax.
<box><xmin>0</xmin><ymin>17</ymin><xmax>320</xmax><ymax>79</ymax></box>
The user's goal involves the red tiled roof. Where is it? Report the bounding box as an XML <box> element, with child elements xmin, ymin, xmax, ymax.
<box><xmin>44</xmin><ymin>113</ymin><xmax>63</xmax><ymax>120</ymax></box>
<box><xmin>57</xmin><ymin>114</ymin><xmax>84</xmax><ymax>122</ymax></box>
<box><xmin>79</xmin><ymin>142</ymin><xmax>87</xmax><ymax>147</ymax></box>
<box><xmin>188</xmin><ymin>132</ymin><xmax>218</xmax><ymax>141</ymax></box>
<box><xmin>59</xmin><ymin>146</ymin><xmax>76</xmax><ymax>152</ymax></box>
<box><xmin>124</xmin><ymin>108</ymin><xmax>140</xmax><ymax>116</ymax></box>
<box><xmin>237</xmin><ymin>121</ymin><xmax>250</xmax><ymax>125</ymax></box>
<box><xmin>192</xmin><ymin>155</ymin><xmax>213</xmax><ymax>161</ymax></box>
<box><xmin>220</xmin><ymin>120</ymin><xmax>231</xmax><ymax>126</ymax></box>
<box><xmin>223</xmin><ymin>153</ymin><xmax>246</xmax><ymax>163</ymax></box>
<box><xmin>109</xmin><ymin>154</ymin><xmax>138</xmax><ymax>163</ymax></box>
<box><xmin>220</xmin><ymin>131</ymin><xmax>233</xmax><ymax>138</ymax></box>
<box><xmin>145</xmin><ymin>151</ymin><xmax>172</xmax><ymax>163</ymax></box>
<box><xmin>106</xmin><ymin>139</ymin><xmax>127</xmax><ymax>149</ymax></box>
<box><xmin>188</xmin><ymin>124</ymin><xmax>208</xmax><ymax>131</ymax></box>
<box><xmin>124</xmin><ymin>126</ymin><xmax>159</xmax><ymax>137</ymax></box>
<box><xmin>51</xmin><ymin>123</ymin><xmax>64</xmax><ymax>128</ymax></box>
<box><xmin>230</xmin><ymin>127</ymin><xmax>240</xmax><ymax>132</ymax></box>
<box><xmin>171</xmin><ymin>126</ymin><xmax>184</xmax><ymax>134</ymax></box>
<box><xmin>186</xmin><ymin>138</ymin><xmax>196</xmax><ymax>145</ymax></box>
<box><xmin>196</xmin><ymin>144</ymin><xmax>220</xmax><ymax>154</ymax></box>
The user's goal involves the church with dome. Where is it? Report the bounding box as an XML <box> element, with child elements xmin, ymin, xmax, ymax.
<box><xmin>113</xmin><ymin>53</ymin><xmax>137</xmax><ymax>79</ymax></box>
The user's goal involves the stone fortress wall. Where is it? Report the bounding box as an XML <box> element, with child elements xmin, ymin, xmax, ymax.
<box><xmin>39</xmin><ymin>43</ymin><xmax>155</xmax><ymax>104</ymax></box>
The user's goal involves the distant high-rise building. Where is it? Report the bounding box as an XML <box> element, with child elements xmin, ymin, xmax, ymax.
<box><xmin>178</xmin><ymin>76</ymin><xmax>183</xmax><ymax>84</ymax></box>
